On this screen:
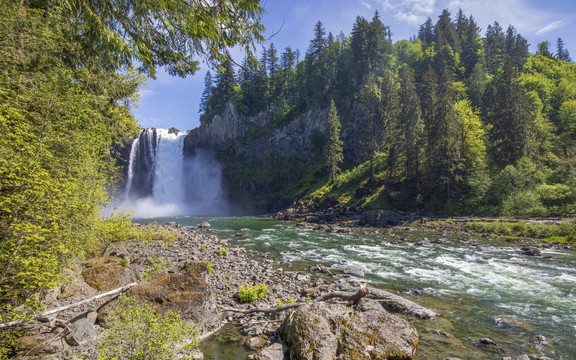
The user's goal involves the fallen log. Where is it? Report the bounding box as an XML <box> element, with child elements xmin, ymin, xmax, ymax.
<box><xmin>222</xmin><ymin>285</ymin><xmax>369</xmax><ymax>314</ymax></box>
<box><xmin>0</xmin><ymin>282</ymin><xmax>137</xmax><ymax>328</ymax></box>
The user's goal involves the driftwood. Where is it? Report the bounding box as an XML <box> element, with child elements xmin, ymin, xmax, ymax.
<box><xmin>221</xmin><ymin>284</ymin><xmax>369</xmax><ymax>314</ymax></box>
<box><xmin>0</xmin><ymin>282</ymin><xmax>137</xmax><ymax>328</ymax></box>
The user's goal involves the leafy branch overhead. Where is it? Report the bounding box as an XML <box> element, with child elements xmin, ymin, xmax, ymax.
<box><xmin>27</xmin><ymin>0</ymin><xmax>265</xmax><ymax>78</ymax></box>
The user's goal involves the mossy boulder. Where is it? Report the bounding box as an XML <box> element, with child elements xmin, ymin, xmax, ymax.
<box><xmin>278</xmin><ymin>300</ymin><xmax>418</xmax><ymax>360</ymax></box>
<box><xmin>98</xmin><ymin>261</ymin><xmax>221</xmax><ymax>333</ymax></box>
<box><xmin>82</xmin><ymin>256</ymin><xmax>135</xmax><ymax>291</ymax></box>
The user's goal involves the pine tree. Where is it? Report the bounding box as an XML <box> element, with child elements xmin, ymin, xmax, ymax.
<box><xmin>358</xmin><ymin>75</ymin><xmax>384</xmax><ymax>178</ymax></box>
<box><xmin>489</xmin><ymin>57</ymin><xmax>534</xmax><ymax>167</ymax></box>
<box><xmin>379</xmin><ymin>70</ymin><xmax>401</xmax><ymax>179</ymax></box>
<box><xmin>213</xmin><ymin>59</ymin><xmax>236</xmax><ymax>105</ymax></box>
<box><xmin>325</xmin><ymin>100</ymin><xmax>344</xmax><ymax>182</ymax></box>
<box><xmin>485</xmin><ymin>21</ymin><xmax>505</xmax><ymax>73</ymax></box>
<box><xmin>199</xmin><ymin>71</ymin><xmax>213</xmax><ymax>114</ymax></box>
<box><xmin>268</xmin><ymin>42</ymin><xmax>279</xmax><ymax>77</ymax></box>
<box><xmin>309</xmin><ymin>21</ymin><xmax>326</xmax><ymax>61</ymax></box>
<box><xmin>397</xmin><ymin>65</ymin><xmax>422</xmax><ymax>183</ymax></box>
<box><xmin>556</xmin><ymin>38</ymin><xmax>572</xmax><ymax>62</ymax></box>
<box><xmin>505</xmin><ymin>26</ymin><xmax>529</xmax><ymax>68</ymax></box>
<box><xmin>418</xmin><ymin>17</ymin><xmax>435</xmax><ymax>45</ymax></box>
<box><xmin>461</xmin><ymin>15</ymin><xmax>483</xmax><ymax>76</ymax></box>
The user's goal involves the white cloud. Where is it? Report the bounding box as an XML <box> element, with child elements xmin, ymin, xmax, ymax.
<box><xmin>535</xmin><ymin>20</ymin><xmax>567</xmax><ymax>36</ymax></box>
<box><xmin>359</xmin><ymin>0</ymin><xmax>372</xmax><ymax>10</ymax></box>
<box><xmin>373</xmin><ymin>0</ymin><xmax>437</xmax><ymax>26</ymax></box>
<box><xmin>139</xmin><ymin>88</ymin><xmax>156</xmax><ymax>99</ymax></box>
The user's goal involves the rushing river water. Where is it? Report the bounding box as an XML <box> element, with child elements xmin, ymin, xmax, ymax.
<box><xmin>136</xmin><ymin>216</ymin><xmax>576</xmax><ymax>359</ymax></box>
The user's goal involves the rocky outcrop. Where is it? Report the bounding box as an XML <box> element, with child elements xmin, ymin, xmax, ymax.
<box><xmin>278</xmin><ymin>300</ymin><xmax>419</xmax><ymax>360</ymax></box>
<box><xmin>98</xmin><ymin>261</ymin><xmax>222</xmax><ymax>333</ymax></box>
<box><xmin>82</xmin><ymin>256</ymin><xmax>135</xmax><ymax>292</ymax></box>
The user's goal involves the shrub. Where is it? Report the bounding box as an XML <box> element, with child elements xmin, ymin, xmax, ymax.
<box><xmin>98</xmin><ymin>295</ymin><xmax>200</xmax><ymax>360</ymax></box>
<box><xmin>276</xmin><ymin>297</ymin><xmax>297</xmax><ymax>306</ymax></box>
<box><xmin>216</xmin><ymin>247</ymin><xmax>229</xmax><ymax>257</ymax></box>
<box><xmin>237</xmin><ymin>283</ymin><xmax>268</xmax><ymax>303</ymax></box>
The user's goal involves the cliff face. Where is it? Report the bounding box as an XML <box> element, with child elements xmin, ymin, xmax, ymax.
<box><xmin>183</xmin><ymin>101</ymin><xmax>332</xmax><ymax>211</ymax></box>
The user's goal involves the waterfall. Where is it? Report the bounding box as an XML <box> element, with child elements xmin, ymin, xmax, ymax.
<box><xmin>113</xmin><ymin>128</ymin><xmax>227</xmax><ymax>217</ymax></box>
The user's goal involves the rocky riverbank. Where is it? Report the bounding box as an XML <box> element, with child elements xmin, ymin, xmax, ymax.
<box><xmin>10</xmin><ymin>221</ymin><xmax>437</xmax><ymax>360</ymax></box>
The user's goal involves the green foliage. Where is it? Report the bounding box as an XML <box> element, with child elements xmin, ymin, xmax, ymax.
<box><xmin>216</xmin><ymin>247</ymin><xmax>229</xmax><ymax>257</ymax></box>
<box><xmin>98</xmin><ymin>295</ymin><xmax>200</xmax><ymax>360</ymax></box>
<box><xmin>276</xmin><ymin>297</ymin><xmax>297</xmax><ymax>306</ymax></box>
<box><xmin>464</xmin><ymin>221</ymin><xmax>576</xmax><ymax>243</ymax></box>
<box><xmin>143</xmin><ymin>257</ymin><xmax>168</xmax><ymax>280</ymax></box>
<box><xmin>325</xmin><ymin>100</ymin><xmax>344</xmax><ymax>181</ymax></box>
<box><xmin>237</xmin><ymin>283</ymin><xmax>269</xmax><ymax>303</ymax></box>
<box><xmin>206</xmin><ymin>262</ymin><xmax>215</xmax><ymax>275</ymax></box>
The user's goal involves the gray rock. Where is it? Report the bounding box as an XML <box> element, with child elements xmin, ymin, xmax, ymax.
<box><xmin>278</xmin><ymin>300</ymin><xmax>418</xmax><ymax>360</ymax></box>
<box><xmin>65</xmin><ymin>313</ymin><xmax>97</xmax><ymax>346</ymax></box>
<box><xmin>263</xmin><ymin>242</ymin><xmax>271</xmax><ymax>247</ymax></box>
<box><xmin>342</xmin><ymin>265</ymin><xmax>366</xmax><ymax>278</ymax></box>
<box><xmin>250</xmin><ymin>343</ymin><xmax>285</xmax><ymax>360</ymax></box>
<box><xmin>245</xmin><ymin>336</ymin><xmax>268</xmax><ymax>350</ymax></box>
<box><xmin>198</xmin><ymin>221</ymin><xmax>211</xmax><ymax>229</ymax></box>
<box><xmin>493</xmin><ymin>315</ymin><xmax>532</xmax><ymax>329</ymax></box>
<box><xmin>15</xmin><ymin>331</ymin><xmax>65</xmax><ymax>356</ymax></box>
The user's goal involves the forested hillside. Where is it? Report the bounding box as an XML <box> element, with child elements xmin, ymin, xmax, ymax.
<box><xmin>199</xmin><ymin>9</ymin><xmax>576</xmax><ymax>216</ymax></box>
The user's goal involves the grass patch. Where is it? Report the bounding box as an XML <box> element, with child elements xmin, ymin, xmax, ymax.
<box><xmin>464</xmin><ymin>220</ymin><xmax>576</xmax><ymax>243</ymax></box>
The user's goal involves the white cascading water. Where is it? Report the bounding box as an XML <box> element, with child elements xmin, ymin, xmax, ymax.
<box><xmin>151</xmin><ymin>129</ymin><xmax>187</xmax><ymax>205</ymax></box>
<box><xmin>110</xmin><ymin>128</ymin><xmax>227</xmax><ymax>218</ymax></box>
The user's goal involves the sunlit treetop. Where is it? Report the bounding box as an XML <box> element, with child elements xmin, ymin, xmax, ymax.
<box><xmin>25</xmin><ymin>0</ymin><xmax>265</xmax><ymax>78</ymax></box>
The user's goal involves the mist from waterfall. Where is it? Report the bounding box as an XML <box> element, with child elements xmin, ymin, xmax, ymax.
<box><xmin>112</xmin><ymin>128</ymin><xmax>228</xmax><ymax>218</ymax></box>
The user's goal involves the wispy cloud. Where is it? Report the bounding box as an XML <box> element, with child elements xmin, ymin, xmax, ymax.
<box><xmin>535</xmin><ymin>20</ymin><xmax>567</xmax><ymax>36</ymax></box>
<box><xmin>373</xmin><ymin>0</ymin><xmax>437</xmax><ymax>26</ymax></box>
<box><xmin>358</xmin><ymin>0</ymin><xmax>372</xmax><ymax>10</ymax></box>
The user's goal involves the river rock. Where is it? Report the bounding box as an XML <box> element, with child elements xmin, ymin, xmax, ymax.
<box><xmin>198</xmin><ymin>221</ymin><xmax>211</xmax><ymax>229</ymax></box>
<box><xmin>493</xmin><ymin>315</ymin><xmax>532</xmax><ymax>330</ymax></box>
<box><xmin>520</xmin><ymin>247</ymin><xmax>541</xmax><ymax>256</ymax></box>
<box><xmin>248</xmin><ymin>342</ymin><xmax>285</xmax><ymax>360</ymax></box>
<box><xmin>342</xmin><ymin>265</ymin><xmax>366</xmax><ymax>278</ymax></box>
<box><xmin>278</xmin><ymin>300</ymin><xmax>418</xmax><ymax>360</ymax></box>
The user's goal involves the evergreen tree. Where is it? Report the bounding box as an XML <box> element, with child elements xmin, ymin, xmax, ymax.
<box><xmin>199</xmin><ymin>71</ymin><xmax>213</xmax><ymax>114</ymax></box>
<box><xmin>489</xmin><ymin>57</ymin><xmax>534</xmax><ymax>167</ymax></box>
<box><xmin>379</xmin><ymin>70</ymin><xmax>401</xmax><ymax>179</ymax></box>
<box><xmin>504</xmin><ymin>26</ymin><xmax>529</xmax><ymax>68</ymax></box>
<box><xmin>213</xmin><ymin>59</ymin><xmax>236</xmax><ymax>105</ymax></box>
<box><xmin>421</xmin><ymin>64</ymin><xmax>460</xmax><ymax>205</ymax></box>
<box><xmin>268</xmin><ymin>42</ymin><xmax>279</xmax><ymax>77</ymax></box>
<box><xmin>485</xmin><ymin>21</ymin><xmax>505</xmax><ymax>73</ymax></box>
<box><xmin>435</xmin><ymin>9</ymin><xmax>461</xmax><ymax>53</ymax></box>
<box><xmin>556</xmin><ymin>38</ymin><xmax>572</xmax><ymax>62</ymax></box>
<box><xmin>418</xmin><ymin>17</ymin><xmax>435</xmax><ymax>45</ymax></box>
<box><xmin>325</xmin><ymin>100</ymin><xmax>344</xmax><ymax>181</ymax></box>
<box><xmin>309</xmin><ymin>21</ymin><xmax>326</xmax><ymax>61</ymax></box>
<box><xmin>358</xmin><ymin>75</ymin><xmax>384</xmax><ymax>178</ymax></box>
<box><xmin>397</xmin><ymin>65</ymin><xmax>423</xmax><ymax>183</ymax></box>
<box><xmin>461</xmin><ymin>15</ymin><xmax>484</xmax><ymax>76</ymax></box>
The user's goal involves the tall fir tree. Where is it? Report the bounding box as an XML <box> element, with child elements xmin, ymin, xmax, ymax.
<box><xmin>556</xmin><ymin>38</ymin><xmax>572</xmax><ymax>62</ymax></box>
<box><xmin>325</xmin><ymin>100</ymin><xmax>344</xmax><ymax>182</ymax></box>
<box><xmin>485</xmin><ymin>21</ymin><xmax>505</xmax><ymax>74</ymax></box>
<box><xmin>397</xmin><ymin>65</ymin><xmax>423</xmax><ymax>184</ymax></box>
<box><xmin>199</xmin><ymin>70</ymin><xmax>213</xmax><ymax>114</ymax></box>
<box><xmin>489</xmin><ymin>57</ymin><xmax>534</xmax><ymax>167</ymax></box>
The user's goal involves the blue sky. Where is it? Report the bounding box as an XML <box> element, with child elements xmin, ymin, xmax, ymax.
<box><xmin>133</xmin><ymin>0</ymin><xmax>576</xmax><ymax>131</ymax></box>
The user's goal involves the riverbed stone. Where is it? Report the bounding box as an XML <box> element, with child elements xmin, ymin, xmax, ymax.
<box><xmin>278</xmin><ymin>300</ymin><xmax>418</xmax><ymax>360</ymax></box>
<box><xmin>342</xmin><ymin>265</ymin><xmax>366</xmax><ymax>278</ymax></box>
<box><xmin>65</xmin><ymin>312</ymin><xmax>98</xmax><ymax>346</ymax></box>
<box><xmin>249</xmin><ymin>342</ymin><xmax>285</xmax><ymax>360</ymax></box>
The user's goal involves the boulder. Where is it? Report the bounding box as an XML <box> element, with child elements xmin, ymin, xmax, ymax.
<box><xmin>278</xmin><ymin>300</ymin><xmax>418</xmax><ymax>360</ymax></box>
<box><xmin>198</xmin><ymin>221</ymin><xmax>211</xmax><ymax>229</ymax></box>
<box><xmin>249</xmin><ymin>343</ymin><xmax>285</xmax><ymax>360</ymax></box>
<box><xmin>98</xmin><ymin>261</ymin><xmax>221</xmax><ymax>333</ymax></box>
<box><xmin>14</xmin><ymin>331</ymin><xmax>65</xmax><ymax>357</ymax></box>
<box><xmin>82</xmin><ymin>256</ymin><xmax>135</xmax><ymax>291</ymax></box>
<box><xmin>65</xmin><ymin>312</ymin><xmax>98</xmax><ymax>346</ymax></box>
<box><xmin>493</xmin><ymin>315</ymin><xmax>532</xmax><ymax>330</ymax></box>
<box><xmin>342</xmin><ymin>265</ymin><xmax>366</xmax><ymax>278</ymax></box>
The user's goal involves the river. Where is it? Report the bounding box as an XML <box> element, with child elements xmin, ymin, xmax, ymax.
<box><xmin>135</xmin><ymin>216</ymin><xmax>576</xmax><ymax>359</ymax></box>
